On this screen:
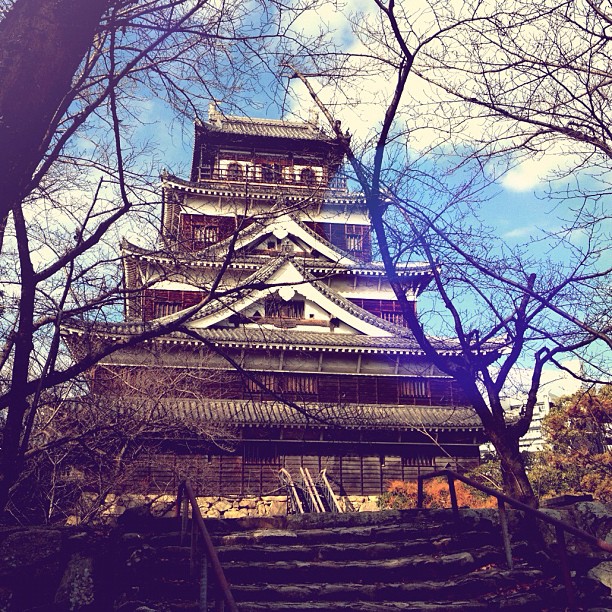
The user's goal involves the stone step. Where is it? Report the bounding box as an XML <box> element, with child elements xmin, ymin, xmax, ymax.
<box><xmin>116</xmin><ymin>597</ymin><xmax>200</xmax><ymax>611</ymax></box>
<box><xmin>223</xmin><ymin>550</ymin><xmax>504</xmax><ymax>584</ymax></box>
<box><xmin>217</xmin><ymin>530</ymin><xmax>497</xmax><ymax>563</ymax></box>
<box><xmin>204</xmin><ymin>508</ymin><xmax>496</xmax><ymax>536</ymax></box>
<box><xmin>213</xmin><ymin>520</ymin><xmax>498</xmax><ymax>548</ymax></box>
<box><xmin>229</xmin><ymin>567</ymin><xmax>548</xmax><ymax>603</ymax></box>
<box><xmin>122</xmin><ymin>576</ymin><xmax>199</xmax><ymax>601</ymax></box>
<box><xmin>147</xmin><ymin>531</ymin><xmax>187</xmax><ymax>547</ymax></box>
<box><xmin>234</xmin><ymin>592</ymin><xmax>549</xmax><ymax>611</ymax></box>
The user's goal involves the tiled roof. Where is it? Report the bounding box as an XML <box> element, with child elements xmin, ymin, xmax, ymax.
<box><xmin>301</xmin><ymin>270</ymin><xmax>413</xmax><ymax>336</ymax></box>
<box><xmin>192</xmin><ymin>212</ymin><xmax>361</xmax><ymax>269</ymax></box>
<box><xmin>199</xmin><ymin>115</ymin><xmax>332</xmax><ymax>142</ymax></box>
<box><xmin>155</xmin><ymin>398</ymin><xmax>483</xmax><ymax>430</ymax></box>
<box><xmin>174</xmin><ymin>256</ymin><xmax>412</xmax><ymax>337</ymax></box>
<box><xmin>61</xmin><ymin>318</ymin><xmax>459</xmax><ymax>354</ymax></box>
<box><xmin>196</xmin><ymin>327</ymin><xmax>469</xmax><ymax>353</ymax></box>
<box><xmin>63</xmin><ymin>316</ymin><xmax>504</xmax><ymax>354</ymax></box>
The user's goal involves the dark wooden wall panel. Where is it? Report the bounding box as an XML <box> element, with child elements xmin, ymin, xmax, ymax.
<box><xmin>99</xmin><ymin>367</ymin><xmax>462</xmax><ymax>408</ymax></box>
<box><xmin>339</xmin><ymin>455</ymin><xmax>363</xmax><ymax>495</ymax></box>
<box><xmin>261</xmin><ymin>464</ymin><xmax>282</xmax><ymax>495</ymax></box>
<box><xmin>119</xmin><ymin>446</ymin><xmax>481</xmax><ymax>498</ymax></box>
<box><xmin>362</xmin><ymin>456</ymin><xmax>382</xmax><ymax>494</ymax></box>
<box><xmin>219</xmin><ymin>455</ymin><xmax>242</xmax><ymax>496</ymax></box>
<box><xmin>242</xmin><ymin>463</ymin><xmax>262</xmax><ymax>496</ymax></box>
<box><xmin>381</xmin><ymin>456</ymin><xmax>403</xmax><ymax>488</ymax></box>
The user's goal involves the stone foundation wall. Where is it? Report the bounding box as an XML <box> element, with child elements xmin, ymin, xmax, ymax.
<box><xmin>345</xmin><ymin>495</ymin><xmax>381</xmax><ymax>512</ymax></box>
<box><xmin>81</xmin><ymin>493</ymin><xmax>290</xmax><ymax>521</ymax></box>
<box><xmin>193</xmin><ymin>495</ymin><xmax>288</xmax><ymax>518</ymax></box>
<box><xmin>74</xmin><ymin>492</ymin><xmax>383</xmax><ymax>522</ymax></box>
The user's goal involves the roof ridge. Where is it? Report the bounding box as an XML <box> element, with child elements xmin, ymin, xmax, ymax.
<box><xmin>193</xmin><ymin>255</ymin><xmax>289</xmax><ymax>320</ymax></box>
<box><xmin>222</xmin><ymin>115</ymin><xmax>319</xmax><ymax>128</ymax></box>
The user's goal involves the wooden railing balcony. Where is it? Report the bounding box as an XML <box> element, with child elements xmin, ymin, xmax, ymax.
<box><xmin>196</xmin><ymin>168</ymin><xmax>349</xmax><ymax>192</ymax></box>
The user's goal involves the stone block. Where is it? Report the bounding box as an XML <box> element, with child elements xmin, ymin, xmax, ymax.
<box><xmin>262</xmin><ymin>495</ymin><xmax>286</xmax><ymax>502</ymax></box>
<box><xmin>214</xmin><ymin>499</ymin><xmax>233</xmax><ymax>512</ymax></box>
<box><xmin>199</xmin><ymin>496</ymin><xmax>220</xmax><ymax>504</ymax></box>
<box><xmin>268</xmin><ymin>500</ymin><xmax>287</xmax><ymax>515</ymax></box>
<box><xmin>359</xmin><ymin>500</ymin><xmax>380</xmax><ymax>512</ymax></box>
<box><xmin>589</xmin><ymin>561</ymin><xmax>612</xmax><ymax>594</ymax></box>
<box><xmin>54</xmin><ymin>552</ymin><xmax>95</xmax><ymax>611</ymax></box>
<box><xmin>239</xmin><ymin>498</ymin><xmax>258</xmax><ymax>509</ymax></box>
<box><xmin>0</xmin><ymin>586</ymin><xmax>12</xmax><ymax>610</ymax></box>
<box><xmin>224</xmin><ymin>509</ymin><xmax>248</xmax><ymax>519</ymax></box>
<box><xmin>122</xmin><ymin>494</ymin><xmax>147</xmax><ymax>509</ymax></box>
<box><xmin>150</xmin><ymin>495</ymin><xmax>176</xmax><ymax>517</ymax></box>
<box><xmin>0</xmin><ymin>529</ymin><xmax>62</xmax><ymax>580</ymax></box>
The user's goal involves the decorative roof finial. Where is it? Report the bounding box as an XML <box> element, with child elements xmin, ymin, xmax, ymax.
<box><xmin>308</xmin><ymin>107</ymin><xmax>319</xmax><ymax>127</ymax></box>
<box><xmin>208</xmin><ymin>101</ymin><xmax>221</xmax><ymax>124</ymax></box>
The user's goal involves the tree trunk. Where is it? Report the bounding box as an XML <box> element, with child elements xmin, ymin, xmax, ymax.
<box><xmin>488</xmin><ymin>427</ymin><xmax>537</xmax><ymax>508</ymax></box>
<box><xmin>0</xmin><ymin>0</ymin><xmax>109</xmax><ymax>239</ymax></box>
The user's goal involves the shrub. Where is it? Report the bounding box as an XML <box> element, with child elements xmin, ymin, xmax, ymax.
<box><xmin>379</xmin><ymin>478</ymin><xmax>497</xmax><ymax>510</ymax></box>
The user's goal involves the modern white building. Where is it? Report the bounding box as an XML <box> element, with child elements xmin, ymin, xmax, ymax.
<box><xmin>502</xmin><ymin>360</ymin><xmax>584</xmax><ymax>452</ymax></box>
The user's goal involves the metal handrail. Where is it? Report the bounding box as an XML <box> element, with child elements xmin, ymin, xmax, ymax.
<box><xmin>319</xmin><ymin>468</ymin><xmax>344</xmax><ymax>513</ymax></box>
<box><xmin>279</xmin><ymin>467</ymin><xmax>305</xmax><ymax>514</ymax></box>
<box><xmin>418</xmin><ymin>469</ymin><xmax>612</xmax><ymax>608</ymax></box>
<box><xmin>176</xmin><ymin>480</ymin><xmax>238</xmax><ymax>612</ymax></box>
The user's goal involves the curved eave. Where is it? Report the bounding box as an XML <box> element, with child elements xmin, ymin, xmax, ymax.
<box><xmin>162</xmin><ymin>175</ymin><xmax>365</xmax><ymax>205</ymax></box>
<box><xmin>121</xmin><ymin>240</ymin><xmax>435</xmax><ymax>281</ymax></box>
<box><xmin>61</xmin><ymin>323</ymin><xmax>502</xmax><ymax>358</ymax></box>
<box><xmin>112</xmin><ymin>397</ymin><xmax>484</xmax><ymax>432</ymax></box>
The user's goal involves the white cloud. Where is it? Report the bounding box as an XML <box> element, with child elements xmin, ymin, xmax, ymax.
<box><xmin>502</xmin><ymin>226</ymin><xmax>534</xmax><ymax>239</ymax></box>
<box><xmin>500</xmin><ymin>149</ymin><xmax>578</xmax><ymax>192</ymax></box>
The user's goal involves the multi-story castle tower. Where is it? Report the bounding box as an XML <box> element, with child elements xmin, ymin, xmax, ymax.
<box><xmin>63</xmin><ymin>106</ymin><xmax>487</xmax><ymax>500</ymax></box>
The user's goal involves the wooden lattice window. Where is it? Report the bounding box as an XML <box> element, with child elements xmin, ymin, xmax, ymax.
<box><xmin>154</xmin><ymin>301</ymin><xmax>182</xmax><ymax>318</ymax></box>
<box><xmin>261</xmin><ymin>163</ymin><xmax>282</xmax><ymax>183</ymax></box>
<box><xmin>402</xmin><ymin>455</ymin><xmax>435</xmax><ymax>467</ymax></box>
<box><xmin>345</xmin><ymin>225</ymin><xmax>366</xmax><ymax>252</ymax></box>
<box><xmin>399</xmin><ymin>379</ymin><xmax>430</xmax><ymax>398</ymax></box>
<box><xmin>379</xmin><ymin>311</ymin><xmax>404</xmax><ymax>325</ymax></box>
<box><xmin>193</xmin><ymin>224</ymin><xmax>219</xmax><ymax>246</ymax></box>
<box><xmin>280</xmin><ymin>375</ymin><xmax>318</xmax><ymax>395</ymax></box>
<box><xmin>245</xmin><ymin>373</ymin><xmax>276</xmax><ymax>393</ymax></box>
<box><xmin>264</xmin><ymin>297</ymin><xmax>304</xmax><ymax>319</ymax></box>
<box><xmin>243</xmin><ymin>443</ymin><xmax>279</xmax><ymax>465</ymax></box>
<box><xmin>300</xmin><ymin>167</ymin><xmax>316</xmax><ymax>185</ymax></box>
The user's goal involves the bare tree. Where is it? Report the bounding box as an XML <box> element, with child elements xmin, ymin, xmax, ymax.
<box><xmin>413</xmin><ymin>0</ymin><xmax>612</xmax><ymax>198</ymax></box>
<box><xmin>0</xmin><ymin>0</ymin><xmax>321</xmax><ymax>512</ymax></box>
<box><xmin>10</xmin><ymin>366</ymin><xmax>236</xmax><ymax>524</ymax></box>
<box><xmin>283</xmin><ymin>0</ymin><xmax>610</xmax><ymax>506</ymax></box>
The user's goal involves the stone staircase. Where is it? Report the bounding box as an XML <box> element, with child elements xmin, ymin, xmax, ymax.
<box><xmin>112</xmin><ymin>507</ymin><xmax>594</xmax><ymax>611</ymax></box>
